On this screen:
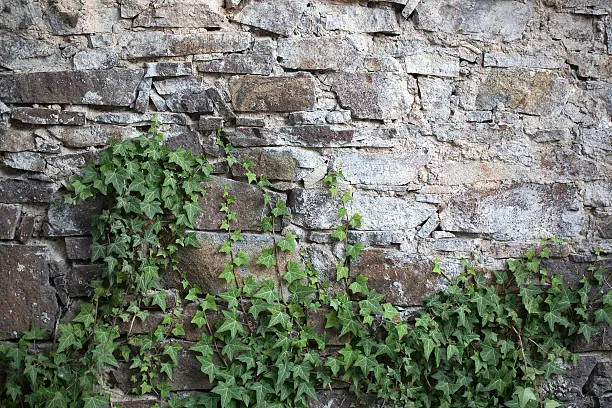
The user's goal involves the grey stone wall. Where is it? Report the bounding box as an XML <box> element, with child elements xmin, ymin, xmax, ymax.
<box><xmin>0</xmin><ymin>0</ymin><xmax>610</xmax><ymax>406</ymax></box>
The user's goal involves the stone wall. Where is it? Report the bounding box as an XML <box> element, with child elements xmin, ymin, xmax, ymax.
<box><xmin>0</xmin><ymin>0</ymin><xmax>611</xmax><ymax>406</ymax></box>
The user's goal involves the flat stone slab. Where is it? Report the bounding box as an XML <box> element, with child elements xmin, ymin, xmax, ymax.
<box><xmin>133</xmin><ymin>3</ymin><xmax>223</xmax><ymax>28</ymax></box>
<box><xmin>232</xmin><ymin>0</ymin><xmax>307</xmax><ymax>36</ymax></box>
<box><xmin>230</xmin><ymin>75</ymin><xmax>316</xmax><ymax>112</ymax></box>
<box><xmin>43</xmin><ymin>200</ymin><xmax>104</xmax><ymax>236</ymax></box>
<box><xmin>0</xmin><ymin>69</ymin><xmax>144</xmax><ymax>106</ymax></box>
<box><xmin>332</xmin><ymin>151</ymin><xmax>427</xmax><ymax>185</ymax></box>
<box><xmin>12</xmin><ymin>107</ymin><xmax>86</xmax><ymax>125</ymax></box>
<box><xmin>0</xmin><ymin>179</ymin><xmax>57</xmax><ymax>203</ymax></box>
<box><xmin>277</xmin><ymin>36</ymin><xmax>362</xmax><ymax>71</ymax></box>
<box><xmin>0</xmin><ymin>204</ymin><xmax>21</xmax><ymax>240</ymax></box>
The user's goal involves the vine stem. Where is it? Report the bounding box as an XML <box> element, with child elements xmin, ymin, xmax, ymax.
<box><xmin>510</xmin><ymin>325</ymin><xmax>543</xmax><ymax>407</ymax></box>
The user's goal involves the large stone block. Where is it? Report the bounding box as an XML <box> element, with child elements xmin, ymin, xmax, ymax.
<box><xmin>229</xmin><ymin>75</ymin><xmax>316</xmax><ymax>112</ymax></box>
<box><xmin>118</xmin><ymin>32</ymin><xmax>251</xmax><ymax>58</ymax></box>
<box><xmin>324</xmin><ymin>72</ymin><xmax>413</xmax><ymax>120</ymax></box>
<box><xmin>277</xmin><ymin>36</ymin><xmax>362</xmax><ymax>71</ymax></box>
<box><xmin>0</xmin><ymin>204</ymin><xmax>21</xmax><ymax>240</ymax></box>
<box><xmin>0</xmin><ymin>69</ymin><xmax>144</xmax><ymax>106</ymax></box>
<box><xmin>154</xmin><ymin>77</ymin><xmax>213</xmax><ymax>114</ymax></box>
<box><xmin>0</xmin><ymin>179</ymin><xmax>57</xmax><ymax>203</ymax></box>
<box><xmin>0</xmin><ymin>31</ymin><xmax>63</xmax><ymax>71</ymax></box>
<box><xmin>476</xmin><ymin>70</ymin><xmax>573</xmax><ymax>115</ymax></box>
<box><xmin>350</xmin><ymin>192</ymin><xmax>436</xmax><ymax>231</ymax></box>
<box><xmin>289</xmin><ymin>188</ymin><xmax>341</xmax><ymax>230</ymax></box>
<box><xmin>42</xmin><ymin>0</ymin><xmax>119</xmax><ymax>35</ymax></box>
<box><xmin>232</xmin><ymin>0</ymin><xmax>307</xmax><ymax>36</ymax></box>
<box><xmin>331</xmin><ymin>151</ymin><xmax>427</xmax><ymax>185</ymax></box>
<box><xmin>321</xmin><ymin>3</ymin><xmax>400</xmax><ymax>34</ymax></box>
<box><xmin>483</xmin><ymin>52</ymin><xmax>565</xmax><ymax>69</ymax></box>
<box><xmin>418</xmin><ymin>76</ymin><xmax>453</xmax><ymax>120</ymax></box>
<box><xmin>351</xmin><ymin>249</ymin><xmax>437</xmax><ymax>306</ymax></box>
<box><xmin>0</xmin><ymin>244</ymin><xmax>59</xmax><ymax>338</ymax></box>
<box><xmin>43</xmin><ymin>200</ymin><xmax>103</xmax><ymax>236</ymax></box>
<box><xmin>2</xmin><ymin>151</ymin><xmax>46</xmax><ymax>172</ymax></box>
<box><xmin>12</xmin><ymin>107</ymin><xmax>86</xmax><ymax>126</ymax></box>
<box><xmin>439</xmin><ymin>183</ymin><xmax>585</xmax><ymax>241</ymax></box>
<box><xmin>48</xmin><ymin>124</ymin><xmax>138</xmax><ymax>147</ymax></box>
<box><xmin>0</xmin><ymin>124</ymin><xmax>37</xmax><ymax>152</ymax></box>
<box><xmin>404</xmin><ymin>52</ymin><xmax>460</xmax><ymax>78</ymax></box>
<box><xmin>413</xmin><ymin>0</ymin><xmax>533</xmax><ymax>42</ymax></box>
<box><xmin>133</xmin><ymin>3</ymin><xmax>222</xmax><ymax>28</ymax></box>
<box><xmin>197</xmin><ymin>53</ymin><xmax>273</xmax><ymax>76</ymax></box>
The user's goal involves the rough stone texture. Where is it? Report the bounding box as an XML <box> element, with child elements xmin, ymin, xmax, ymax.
<box><xmin>418</xmin><ymin>76</ymin><xmax>453</xmax><ymax>120</ymax></box>
<box><xmin>48</xmin><ymin>125</ymin><xmax>138</xmax><ymax>147</ymax></box>
<box><xmin>65</xmin><ymin>237</ymin><xmax>92</xmax><ymax>260</ymax></box>
<box><xmin>289</xmin><ymin>188</ymin><xmax>341</xmax><ymax>230</ymax></box>
<box><xmin>73</xmin><ymin>48</ymin><xmax>118</xmax><ymax>70</ymax></box>
<box><xmin>351</xmin><ymin>250</ymin><xmax>437</xmax><ymax>306</ymax></box>
<box><xmin>0</xmin><ymin>31</ymin><xmax>64</xmax><ymax>71</ymax></box>
<box><xmin>322</xmin><ymin>3</ymin><xmax>400</xmax><ymax>34</ymax></box>
<box><xmin>133</xmin><ymin>4</ymin><xmax>223</xmax><ymax>28</ymax></box>
<box><xmin>483</xmin><ymin>53</ymin><xmax>565</xmax><ymax>69</ymax></box>
<box><xmin>351</xmin><ymin>192</ymin><xmax>437</xmax><ymax>231</ymax></box>
<box><xmin>232</xmin><ymin>0</ymin><xmax>307</xmax><ymax>36</ymax></box>
<box><xmin>2</xmin><ymin>151</ymin><xmax>46</xmax><ymax>172</ymax></box>
<box><xmin>332</xmin><ymin>151</ymin><xmax>427</xmax><ymax>185</ymax></box>
<box><xmin>0</xmin><ymin>179</ymin><xmax>57</xmax><ymax>203</ymax></box>
<box><xmin>12</xmin><ymin>108</ymin><xmax>86</xmax><ymax>126</ymax></box>
<box><xmin>145</xmin><ymin>62</ymin><xmax>193</xmax><ymax>78</ymax></box>
<box><xmin>0</xmin><ymin>204</ymin><xmax>21</xmax><ymax>240</ymax></box>
<box><xmin>197</xmin><ymin>53</ymin><xmax>273</xmax><ymax>76</ymax></box>
<box><xmin>154</xmin><ymin>77</ymin><xmax>213</xmax><ymax>114</ymax></box>
<box><xmin>277</xmin><ymin>37</ymin><xmax>362</xmax><ymax>71</ymax></box>
<box><xmin>43</xmin><ymin>200</ymin><xmax>104</xmax><ymax>236</ymax></box>
<box><xmin>440</xmin><ymin>184</ymin><xmax>585</xmax><ymax>241</ymax></box>
<box><xmin>404</xmin><ymin>52</ymin><xmax>460</xmax><ymax>78</ymax></box>
<box><xmin>66</xmin><ymin>264</ymin><xmax>101</xmax><ymax>297</ymax></box>
<box><xmin>0</xmin><ymin>69</ymin><xmax>144</xmax><ymax>106</ymax></box>
<box><xmin>230</xmin><ymin>75</ymin><xmax>316</xmax><ymax>112</ymax></box>
<box><xmin>0</xmin><ymin>244</ymin><xmax>58</xmax><ymax>338</ymax></box>
<box><xmin>324</xmin><ymin>72</ymin><xmax>413</xmax><ymax>120</ymax></box>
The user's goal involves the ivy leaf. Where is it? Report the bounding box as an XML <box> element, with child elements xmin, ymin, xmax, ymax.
<box><xmin>216</xmin><ymin>311</ymin><xmax>245</xmax><ymax>338</ymax></box>
<box><xmin>242</xmin><ymin>276</ymin><xmax>260</xmax><ymax>295</ymax></box>
<box><xmin>515</xmin><ymin>386</ymin><xmax>538</xmax><ymax>408</ymax></box>
<box><xmin>141</xmin><ymin>200</ymin><xmax>163</xmax><ymax>219</ymax></box>
<box><xmin>183</xmin><ymin>201</ymin><xmax>201</xmax><ymax>225</ymax></box>
<box><xmin>284</xmin><ymin>261</ymin><xmax>307</xmax><ymax>284</ymax></box>
<box><xmin>382</xmin><ymin>303</ymin><xmax>399</xmax><ymax>320</ymax></box>
<box><xmin>346</xmin><ymin>242</ymin><xmax>365</xmax><ymax>260</ymax></box>
<box><xmin>150</xmin><ymin>291</ymin><xmax>167</xmax><ymax>312</ymax></box>
<box><xmin>256</xmin><ymin>248</ymin><xmax>276</xmax><ymax>269</ymax></box>
<box><xmin>336</xmin><ymin>263</ymin><xmax>349</xmax><ymax>281</ymax></box>
<box><xmin>82</xmin><ymin>396</ymin><xmax>106</xmax><ymax>408</ymax></box>
<box><xmin>348</xmin><ymin>275</ymin><xmax>369</xmax><ymax>295</ymax></box>
<box><xmin>211</xmin><ymin>378</ymin><xmax>243</xmax><ymax>407</ymax></box>
<box><xmin>46</xmin><ymin>391</ymin><xmax>69</xmax><ymax>408</ymax></box>
<box><xmin>233</xmin><ymin>251</ymin><xmax>249</xmax><ymax>267</ymax></box>
<box><xmin>219</xmin><ymin>263</ymin><xmax>235</xmax><ymax>283</ymax></box>
<box><xmin>268</xmin><ymin>308</ymin><xmax>291</xmax><ymax>328</ymax></box>
<box><xmin>277</xmin><ymin>232</ymin><xmax>296</xmax><ymax>252</ymax></box>
<box><xmin>163</xmin><ymin>343</ymin><xmax>182</xmax><ymax>365</ymax></box>
<box><xmin>57</xmin><ymin>323</ymin><xmax>84</xmax><ymax>353</ymax></box>
<box><xmin>544</xmin><ymin>400</ymin><xmax>561</xmax><ymax>408</ymax></box>
<box><xmin>253</xmin><ymin>280</ymin><xmax>279</xmax><ymax>303</ymax></box>
<box><xmin>348</xmin><ymin>213</ymin><xmax>362</xmax><ymax>228</ymax></box>
<box><xmin>249</xmin><ymin>381</ymin><xmax>274</xmax><ymax>405</ymax></box>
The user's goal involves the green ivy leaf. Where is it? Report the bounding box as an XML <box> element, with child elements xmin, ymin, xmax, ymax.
<box><xmin>256</xmin><ymin>248</ymin><xmax>276</xmax><ymax>269</ymax></box>
<box><xmin>277</xmin><ymin>232</ymin><xmax>297</xmax><ymax>252</ymax></box>
<box><xmin>284</xmin><ymin>261</ymin><xmax>307</xmax><ymax>284</ymax></box>
<box><xmin>336</xmin><ymin>263</ymin><xmax>349</xmax><ymax>281</ymax></box>
<box><xmin>346</xmin><ymin>242</ymin><xmax>365</xmax><ymax>260</ymax></box>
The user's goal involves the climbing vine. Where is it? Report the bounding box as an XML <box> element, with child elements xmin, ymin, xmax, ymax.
<box><xmin>0</xmin><ymin>124</ymin><xmax>610</xmax><ymax>408</ymax></box>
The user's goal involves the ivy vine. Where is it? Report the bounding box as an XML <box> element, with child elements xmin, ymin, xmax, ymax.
<box><xmin>0</xmin><ymin>124</ymin><xmax>610</xmax><ymax>408</ymax></box>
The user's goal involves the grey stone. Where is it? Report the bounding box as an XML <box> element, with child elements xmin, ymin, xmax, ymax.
<box><xmin>163</xmin><ymin>126</ymin><xmax>203</xmax><ymax>156</ymax></box>
<box><xmin>432</xmin><ymin>238</ymin><xmax>478</xmax><ymax>252</ymax></box>
<box><xmin>231</xmin><ymin>148</ymin><xmax>297</xmax><ymax>181</ymax></box>
<box><xmin>415</xmin><ymin>194</ymin><xmax>441</xmax><ymax>204</ymax></box>
<box><xmin>0</xmin><ymin>31</ymin><xmax>63</xmax><ymax>71</ymax></box>
<box><xmin>414</xmin><ymin>0</ymin><xmax>533</xmax><ymax>41</ymax></box>
<box><xmin>404</xmin><ymin>52</ymin><xmax>460</xmax><ymax>78</ymax></box>
<box><xmin>431</xmin><ymin>160</ymin><xmax>532</xmax><ymax>185</ymax></box>
<box><xmin>3</xmin><ymin>152</ymin><xmax>46</xmax><ymax>172</ymax></box>
<box><xmin>580</xmin><ymin>128</ymin><xmax>611</xmax><ymax>157</ymax></box>
<box><xmin>529</xmin><ymin>129</ymin><xmax>572</xmax><ymax>143</ymax></box>
<box><xmin>487</xmin><ymin>240</ymin><xmax>570</xmax><ymax>259</ymax></box>
<box><xmin>0</xmin><ymin>0</ymin><xmax>42</xmax><ymax>30</ymax></box>
<box><xmin>467</xmin><ymin>110</ymin><xmax>493</xmax><ymax>122</ymax></box>
<box><xmin>232</xmin><ymin>0</ymin><xmax>307</xmax><ymax>36</ymax></box>
<box><xmin>16</xmin><ymin>214</ymin><xmax>36</xmax><ymax>243</ymax></box>
<box><xmin>418</xmin><ymin>76</ymin><xmax>452</xmax><ymax>120</ymax></box>
<box><xmin>332</xmin><ymin>151</ymin><xmax>427</xmax><ymax>185</ymax></box>
<box><xmin>91</xmin><ymin>112</ymin><xmax>189</xmax><ymax>126</ymax></box>
<box><xmin>225</xmin><ymin>0</ymin><xmax>242</xmax><ymax>8</ymax></box>
<box><xmin>42</xmin><ymin>0</ymin><xmax>118</xmax><ymax>35</ymax></box>
<box><xmin>277</xmin><ymin>126</ymin><xmax>355</xmax><ymax>147</ymax></box>
<box><xmin>475</xmin><ymin>70</ymin><xmax>573</xmax><ymax>115</ymax></box>
<box><xmin>0</xmin><ymin>101</ymin><xmax>9</xmax><ymax>114</ymax></box>
<box><xmin>206</xmin><ymin>87</ymin><xmax>236</xmax><ymax>122</ymax></box>
<box><xmin>289</xmin><ymin>188</ymin><xmax>341</xmax><ymax>230</ymax></box>
<box><xmin>416</xmin><ymin>214</ymin><xmax>439</xmax><ymax>238</ymax></box>
<box><xmin>549</xmin><ymin>12</ymin><xmax>594</xmax><ymax>41</ymax></box>
<box><xmin>351</xmin><ymin>250</ymin><xmax>437</xmax><ymax>306</ymax></box>
<box><xmin>0</xmin><ymin>69</ymin><xmax>144</xmax><ymax>106</ymax></box>
<box><xmin>235</xmin><ymin>117</ymin><xmax>265</xmax><ymax>127</ymax></box>
<box><xmin>277</xmin><ymin>36</ymin><xmax>362</xmax><ymax>71</ymax></box>
<box><xmin>65</xmin><ymin>237</ymin><xmax>92</xmax><ymax>260</ymax></box>
<box><xmin>90</xmin><ymin>33</ymin><xmax>113</xmax><ymax>48</ymax></box>
<box><xmin>197</xmin><ymin>53</ymin><xmax>273</xmax><ymax>75</ymax></box>
<box><xmin>351</xmin><ymin>192</ymin><xmax>436</xmax><ymax>231</ymax></box>
<box><xmin>118</xmin><ymin>32</ymin><xmax>251</xmax><ymax>58</ymax></box>
<box><xmin>483</xmin><ymin>52</ymin><xmax>565</xmax><ymax>69</ymax></box>
<box><xmin>133</xmin><ymin>4</ymin><xmax>222</xmax><ymax>28</ymax></box>
<box><xmin>0</xmin><ymin>124</ymin><xmax>36</xmax><ymax>152</ymax></box>
<box><xmin>134</xmin><ymin>77</ymin><xmax>152</xmax><ymax>113</ymax></box>
<box><xmin>198</xmin><ymin>116</ymin><xmax>224</xmax><ymax>131</ymax></box>
<box><xmin>66</xmin><ymin>265</ymin><xmax>101</xmax><ymax>297</ymax></box>
<box><xmin>322</xmin><ymin>3</ymin><xmax>400</xmax><ymax>34</ymax></box>
<box><xmin>12</xmin><ymin>107</ymin><xmax>86</xmax><ymax>125</ymax></box>
<box><xmin>120</xmin><ymin>0</ymin><xmax>149</xmax><ymax>18</ymax></box>
<box><xmin>149</xmin><ymin>90</ymin><xmax>166</xmax><ymax>111</ymax></box>
<box><xmin>325</xmin><ymin>110</ymin><xmax>352</xmax><ymax>124</ymax></box>
<box><xmin>567</xmin><ymin>51</ymin><xmax>612</xmax><ymax>79</ymax></box>
<box><xmin>154</xmin><ymin>77</ymin><xmax>213</xmax><ymax>114</ymax></box>
<box><xmin>324</xmin><ymin>72</ymin><xmax>413</xmax><ymax>120</ymax></box>
<box><xmin>288</xmin><ymin>111</ymin><xmax>327</xmax><ymax>126</ymax></box>
<box><xmin>348</xmin><ymin>230</ymin><xmax>405</xmax><ymax>246</ymax></box>
<box><xmin>145</xmin><ymin>62</ymin><xmax>193</xmax><ymax>78</ymax></box>
<box><xmin>440</xmin><ymin>183</ymin><xmax>585</xmax><ymax>241</ymax></box>
<box><xmin>0</xmin><ymin>204</ymin><xmax>21</xmax><ymax>240</ymax></box>
<box><xmin>73</xmin><ymin>48</ymin><xmax>118</xmax><ymax>70</ymax></box>
<box><xmin>45</xmin><ymin>152</ymin><xmax>94</xmax><ymax>180</ymax></box>
<box><xmin>607</xmin><ymin>18</ymin><xmax>612</xmax><ymax>54</ymax></box>
<box><xmin>43</xmin><ymin>200</ymin><xmax>104</xmax><ymax>236</ymax></box>
<box><xmin>0</xmin><ymin>179</ymin><xmax>56</xmax><ymax>203</ymax></box>
<box><xmin>402</xmin><ymin>0</ymin><xmax>421</xmax><ymax>19</ymax></box>
<box><xmin>585</xmin><ymin>181</ymin><xmax>612</xmax><ymax>207</ymax></box>
<box><xmin>48</xmin><ymin>124</ymin><xmax>138</xmax><ymax>148</ymax></box>
<box><xmin>0</xmin><ymin>244</ymin><xmax>58</xmax><ymax>338</ymax></box>
<box><xmin>230</xmin><ymin>75</ymin><xmax>316</xmax><ymax>112</ymax></box>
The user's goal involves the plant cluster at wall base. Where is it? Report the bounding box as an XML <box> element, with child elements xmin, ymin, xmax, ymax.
<box><xmin>0</xmin><ymin>126</ymin><xmax>610</xmax><ymax>408</ymax></box>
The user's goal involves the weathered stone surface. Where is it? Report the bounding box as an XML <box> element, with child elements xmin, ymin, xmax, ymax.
<box><xmin>145</xmin><ymin>62</ymin><xmax>193</xmax><ymax>78</ymax></box>
<box><xmin>91</xmin><ymin>112</ymin><xmax>189</xmax><ymax>126</ymax></box>
<box><xmin>289</xmin><ymin>188</ymin><xmax>340</xmax><ymax>230</ymax></box>
<box><xmin>404</xmin><ymin>51</ymin><xmax>460</xmax><ymax>78</ymax></box>
<box><xmin>440</xmin><ymin>183</ymin><xmax>585</xmax><ymax>241</ymax></box>
<box><xmin>567</xmin><ymin>52</ymin><xmax>612</xmax><ymax>79</ymax></box>
<box><xmin>118</xmin><ymin>32</ymin><xmax>252</xmax><ymax>58</ymax></box>
<box><xmin>351</xmin><ymin>249</ymin><xmax>437</xmax><ymax>306</ymax></box>
<box><xmin>467</xmin><ymin>110</ymin><xmax>493</xmax><ymax>122</ymax></box>
<box><xmin>476</xmin><ymin>70</ymin><xmax>572</xmax><ymax>115</ymax></box>
<box><xmin>2</xmin><ymin>152</ymin><xmax>46</xmax><ymax>172</ymax></box>
<box><xmin>16</xmin><ymin>214</ymin><xmax>36</xmax><ymax>243</ymax></box>
<box><xmin>120</xmin><ymin>0</ymin><xmax>149</xmax><ymax>18</ymax></box>
<box><xmin>326</xmin><ymin>110</ymin><xmax>352</xmax><ymax>124</ymax></box>
<box><xmin>235</xmin><ymin>116</ymin><xmax>265</xmax><ymax>127</ymax></box>
<box><xmin>48</xmin><ymin>124</ymin><xmax>138</xmax><ymax>147</ymax></box>
<box><xmin>585</xmin><ymin>181</ymin><xmax>612</xmax><ymax>207</ymax></box>
<box><xmin>483</xmin><ymin>52</ymin><xmax>565</xmax><ymax>69</ymax></box>
<box><xmin>45</xmin><ymin>152</ymin><xmax>95</xmax><ymax>179</ymax></box>
<box><xmin>432</xmin><ymin>238</ymin><xmax>478</xmax><ymax>252</ymax></box>
<box><xmin>351</xmin><ymin>192</ymin><xmax>436</xmax><ymax>231</ymax></box>
<box><xmin>431</xmin><ymin>161</ymin><xmax>532</xmax><ymax>185</ymax></box>
<box><xmin>0</xmin><ymin>31</ymin><xmax>63</xmax><ymax>71</ymax></box>
<box><xmin>487</xmin><ymin>240</ymin><xmax>570</xmax><ymax>259</ymax></box>
<box><xmin>43</xmin><ymin>200</ymin><xmax>103</xmax><ymax>236</ymax></box>
<box><xmin>199</xmin><ymin>116</ymin><xmax>224</xmax><ymax>132</ymax></box>
<box><xmin>73</xmin><ymin>48</ymin><xmax>118</xmax><ymax>70</ymax></box>
<box><xmin>0</xmin><ymin>204</ymin><xmax>21</xmax><ymax>240</ymax></box>
<box><xmin>42</xmin><ymin>0</ymin><xmax>119</xmax><ymax>35</ymax></box>
<box><xmin>277</xmin><ymin>36</ymin><xmax>362</xmax><ymax>71</ymax></box>
<box><xmin>206</xmin><ymin>87</ymin><xmax>237</xmax><ymax>122</ymax></box>
<box><xmin>0</xmin><ymin>244</ymin><xmax>58</xmax><ymax>338</ymax></box>
<box><xmin>414</xmin><ymin>0</ymin><xmax>533</xmax><ymax>41</ymax></box>
<box><xmin>66</xmin><ymin>264</ymin><xmax>101</xmax><ymax>297</ymax></box>
<box><xmin>197</xmin><ymin>53</ymin><xmax>273</xmax><ymax>75</ymax></box>
<box><xmin>194</xmin><ymin>177</ymin><xmax>267</xmax><ymax>231</ymax></box>
<box><xmin>549</xmin><ymin>12</ymin><xmax>594</xmax><ymax>41</ymax></box>
<box><xmin>133</xmin><ymin>4</ymin><xmax>222</xmax><ymax>28</ymax></box>
<box><xmin>231</xmin><ymin>148</ymin><xmax>297</xmax><ymax>181</ymax></box>
<box><xmin>0</xmin><ymin>179</ymin><xmax>56</xmax><ymax>203</ymax></box>
<box><xmin>418</xmin><ymin>76</ymin><xmax>452</xmax><ymax>120</ymax></box>
<box><xmin>230</xmin><ymin>75</ymin><xmax>316</xmax><ymax>112</ymax></box>
<box><xmin>332</xmin><ymin>151</ymin><xmax>427</xmax><ymax>185</ymax></box>
<box><xmin>581</xmin><ymin>127</ymin><xmax>612</xmax><ymax>157</ymax></box>
<box><xmin>163</xmin><ymin>125</ymin><xmax>204</xmax><ymax>156</ymax></box>
<box><xmin>322</xmin><ymin>3</ymin><xmax>400</xmax><ymax>34</ymax></box>
<box><xmin>0</xmin><ymin>69</ymin><xmax>144</xmax><ymax>106</ymax></box>
<box><xmin>12</xmin><ymin>108</ymin><xmax>86</xmax><ymax>125</ymax></box>
<box><xmin>324</xmin><ymin>72</ymin><xmax>413</xmax><ymax>120</ymax></box>
<box><xmin>288</xmin><ymin>111</ymin><xmax>327</xmax><ymax>126</ymax></box>
<box><xmin>232</xmin><ymin>0</ymin><xmax>307</xmax><ymax>36</ymax></box>
<box><xmin>65</xmin><ymin>236</ymin><xmax>92</xmax><ymax>260</ymax></box>
<box><xmin>0</xmin><ymin>124</ymin><xmax>36</xmax><ymax>152</ymax></box>
<box><xmin>154</xmin><ymin>77</ymin><xmax>213</xmax><ymax>114</ymax></box>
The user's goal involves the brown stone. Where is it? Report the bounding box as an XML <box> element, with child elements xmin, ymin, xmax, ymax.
<box><xmin>11</xmin><ymin>107</ymin><xmax>86</xmax><ymax>125</ymax></box>
<box><xmin>0</xmin><ymin>69</ymin><xmax>144</xmax><ymax>106</ymax></box>
<box><xmin>350</xmin><ymin>249</ymin><xmax>437</xmax><ymax>306</ymax></box>
<box><xmin>65</xmin><ymin>236</ymin><xmax>92</xmax><ymax>260</ymax></box>
<box><xmin>0</xmin><ymin>124</ymin><xmax>36</xmax><ymax>152</ymax></box>
<box><xmin>0</xmin><ymin>204</ymin><xmax>21</xmax><ymax>239</ymax></box>
<box><xmin>66</xmin><ymin>264</ymin><xmax>102</xmax><ymax>297</ymax></box>
<box><xmin>0</xmin><ymin>244</ymin><xmax>59</xmax><ymax>338</ymax></box>
<box><xmin>0</xmin><ymin>179</ymin><xmax>57</xmax><ymax>203</ymax></box>
<box><xmin>229</xmin><ymin>75</ymin><xmax>316</xmax><ymax>112</ymax></box>
<box><xmin>230</xmin><ymin>148</ymin><xmax>297</xmax><ymax>181</ymax></box>
<box><xmin>16</xmin><ymin>214</ymin><xmax>36</xmax><ymax>243</ymax></box>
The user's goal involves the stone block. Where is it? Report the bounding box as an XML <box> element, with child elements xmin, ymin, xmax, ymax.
<box><xmin>0</xmin><ymin>69</ymin><xmax>144</xmax><ymax>106</ymax></box>
<box><xmin>483</xmin><ymin>52</ymin><xmax>565</xmax><ymax>69</ymax></box>
<box><xmin>199</xmin><ymin>116</ymin><xmax>224</xmax><ymax>132</ymax></box>
<box><xmin>287</xmin><ymin>111</ymin><xmax>327</xmax><ymax>126</ymax></box>
<box><xmin>43</xmin><ymin>200</ymin><xmax>104</xmax><ymax>236</ymax></box>
<box><xmin>0</xmin><ymin>244</ymin><xmax>58</xmax><ymax>338</ymax></box>
<box><xmin>206</xmin><ymin>87</ymin><xmax>236</xmax><ymax>122</ymax></box>
<box><xmin>0</xmin><ymin>31</ymin><xmax>63</xmax><ymax>71</ymax></box>
<box><xmin>332</xmin><ymin>151</ymin><xmax>427</xmax><ymax>186</ymax></box>
<box><xmin>324</xmin><ymin>72</ymin><xmax>413</xmax><ymax>120</ymax></box>
<box><xmin>48</xmin><ymin>124</ymin><xmax>139</xmax><ymax>147</ymax></box>
<box><xmin>432</xmin><ymin>238</ymin><xmax>478</xmax><ymax>253</ymax></box>
<box><xmin>229</xmin><ymin>75</ymin><xmax>316</xmax><ymax>112</ymax></box>
<box><xmin>133</xmin><ymin>3</ymin><xmax>222</xmax><ymax>28</ymax></box>
<box><xmin>322</xmin><ymin>3</ymin><xmax>400</xmax><ymax>34</ymax></box>
<box><xmin>439</xmin><ymin>183</ymin><xmax>585</xmax><ymax>241</ymax></box>
<box><xmin>46</xmin><ymin>152</ymin><xmax>95</xmax><ymax>180</ymax></box>
<box><xmin>549</xmin><ymin>12</ymin><xmax>594</xmax><ymax>41</ymax></box>
<box><xmin>0</xmin><ymin>204</ymin><xmax>21</xmax><ymax>240</ymax></box>
<box><xmin>66</xmin><ymin>264</ymin><xmax>102</xmax><ymax>297</ymax></box>
<box><xmin>73</xmin><ymin>48</ymin><xmax>118</xmax><ymax>70</ymax></box>
<box><xmin>289</xmin><ymin>188</ymin><xmax>341</xmax><ymax>230</ymax></box>
<box><xmin>414</xmin><ymin>0</ymin><xmax>533</xmax><ymax>42</ymax></box>
<box><xmin>16</xmin><ymin>214</ymin><xmax>36</xmax><ymax>243</ymax></box>
<box><xmin>120</xmin><ymin>0</ymin><xmax>149</xmax><ymax>18</ymax></box>
<box><xmin>487</xmin><ymin>241</ymin><xmax>570</xmax><ymax>259</ymax></box>
<box><xmin>277</xmin><ymin>36</ymin><xmax>362</xmax><ymax>71</ymax></box>
<box><xmin>418</xmin><ymin>76</ymin><xmax>453</xmax><ymax>120</ymax></box>
<box><xmin>0</xmin><ymin>179</ymin><xmax>56</xmax><ymax>204</ymax></box>
<box><xmin>475</xmin><ymin>70</ymin><xmax>572</xmax><ymax>115</ymax></box>
<box><xmin>2</xmin><ymin>152</ymin><xmax>46</xmax><ymax>172</ymax></box>
<box><xmin>404</xmin><ymin>52</ymin><xmax>460</xmax><ymax>78</ymax></box>
<box><xmin>351</xmin><ymin>249</ymin><xmax>437</xmax><ymax>306</ymax></box>
<box><xmin>42</xmin><ymin>0</ymin><xmax>118</xmax><ymax>35</ymax></box>
<box><xmin>0</xmin><ymin>124</ymin><xmax>36</xmax><ymax>152</ymax></box>
<box><xmin>12</xmin><ymin>107</ymin><xmax>86</xmax><ymax>126</ymax></box>
<box><xmin>232</xmin><ymin>0</ymin><xmax>307</xmax><ymax>36</ymax></box>
<box><xmin>231</xmin><ymin>148</ymin><xmax>297</xmax><ymax>182</ymax></box>
<box><xmin>90</xmin><ymin>112</ymin><xmax>189</xmax><ymax>126</ymax></box>
<box><xmin>118</xmin><ymin>32</ymin><xmax>251</xmax><ymax>58</ymax></box>
<box><xmin>585</xmin><ymin>181</ymin><xmax>612</xmax><ymax>207</ymax></box>
<box><xmin>325</xmin><ymin>110</ymin><xmax>352</xmax><ymax>124</ymax></box>
<box><xmin>65</xmin><ymin>236</ymin><xmax>93</xmax><ymax>260</ymax></box>
<box><xmin>431</xmin><ymin>161</ymin><xmax>531</xmax><ymax>185</ymax></box>
<box><xmin>467</xmin><ymin>110</ymin><xmax>493</xmax><ymax>122</ymax></box>
<box><xmin>197</xmin><ymin>53</ymin><xmax>273</xmax><ymax>75</ymax></box>
<box><xmin>235</xmin><ymin>117</ymin><xmax>265</xmax><ymax>127</ymax></box>
<box><xmin>154</xmin><ymin>77</ymin><xmax>213</xmax><ymax>114</ymax></box>
<box><xmin>351</xmin><ymin>192</ymin><xmax>436</xmax><ymax>231</ymax></box>
<box><xmin>145</xmin><ymin>62</ymin><xmax>193</xmax><ymax>78</ymax></box>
